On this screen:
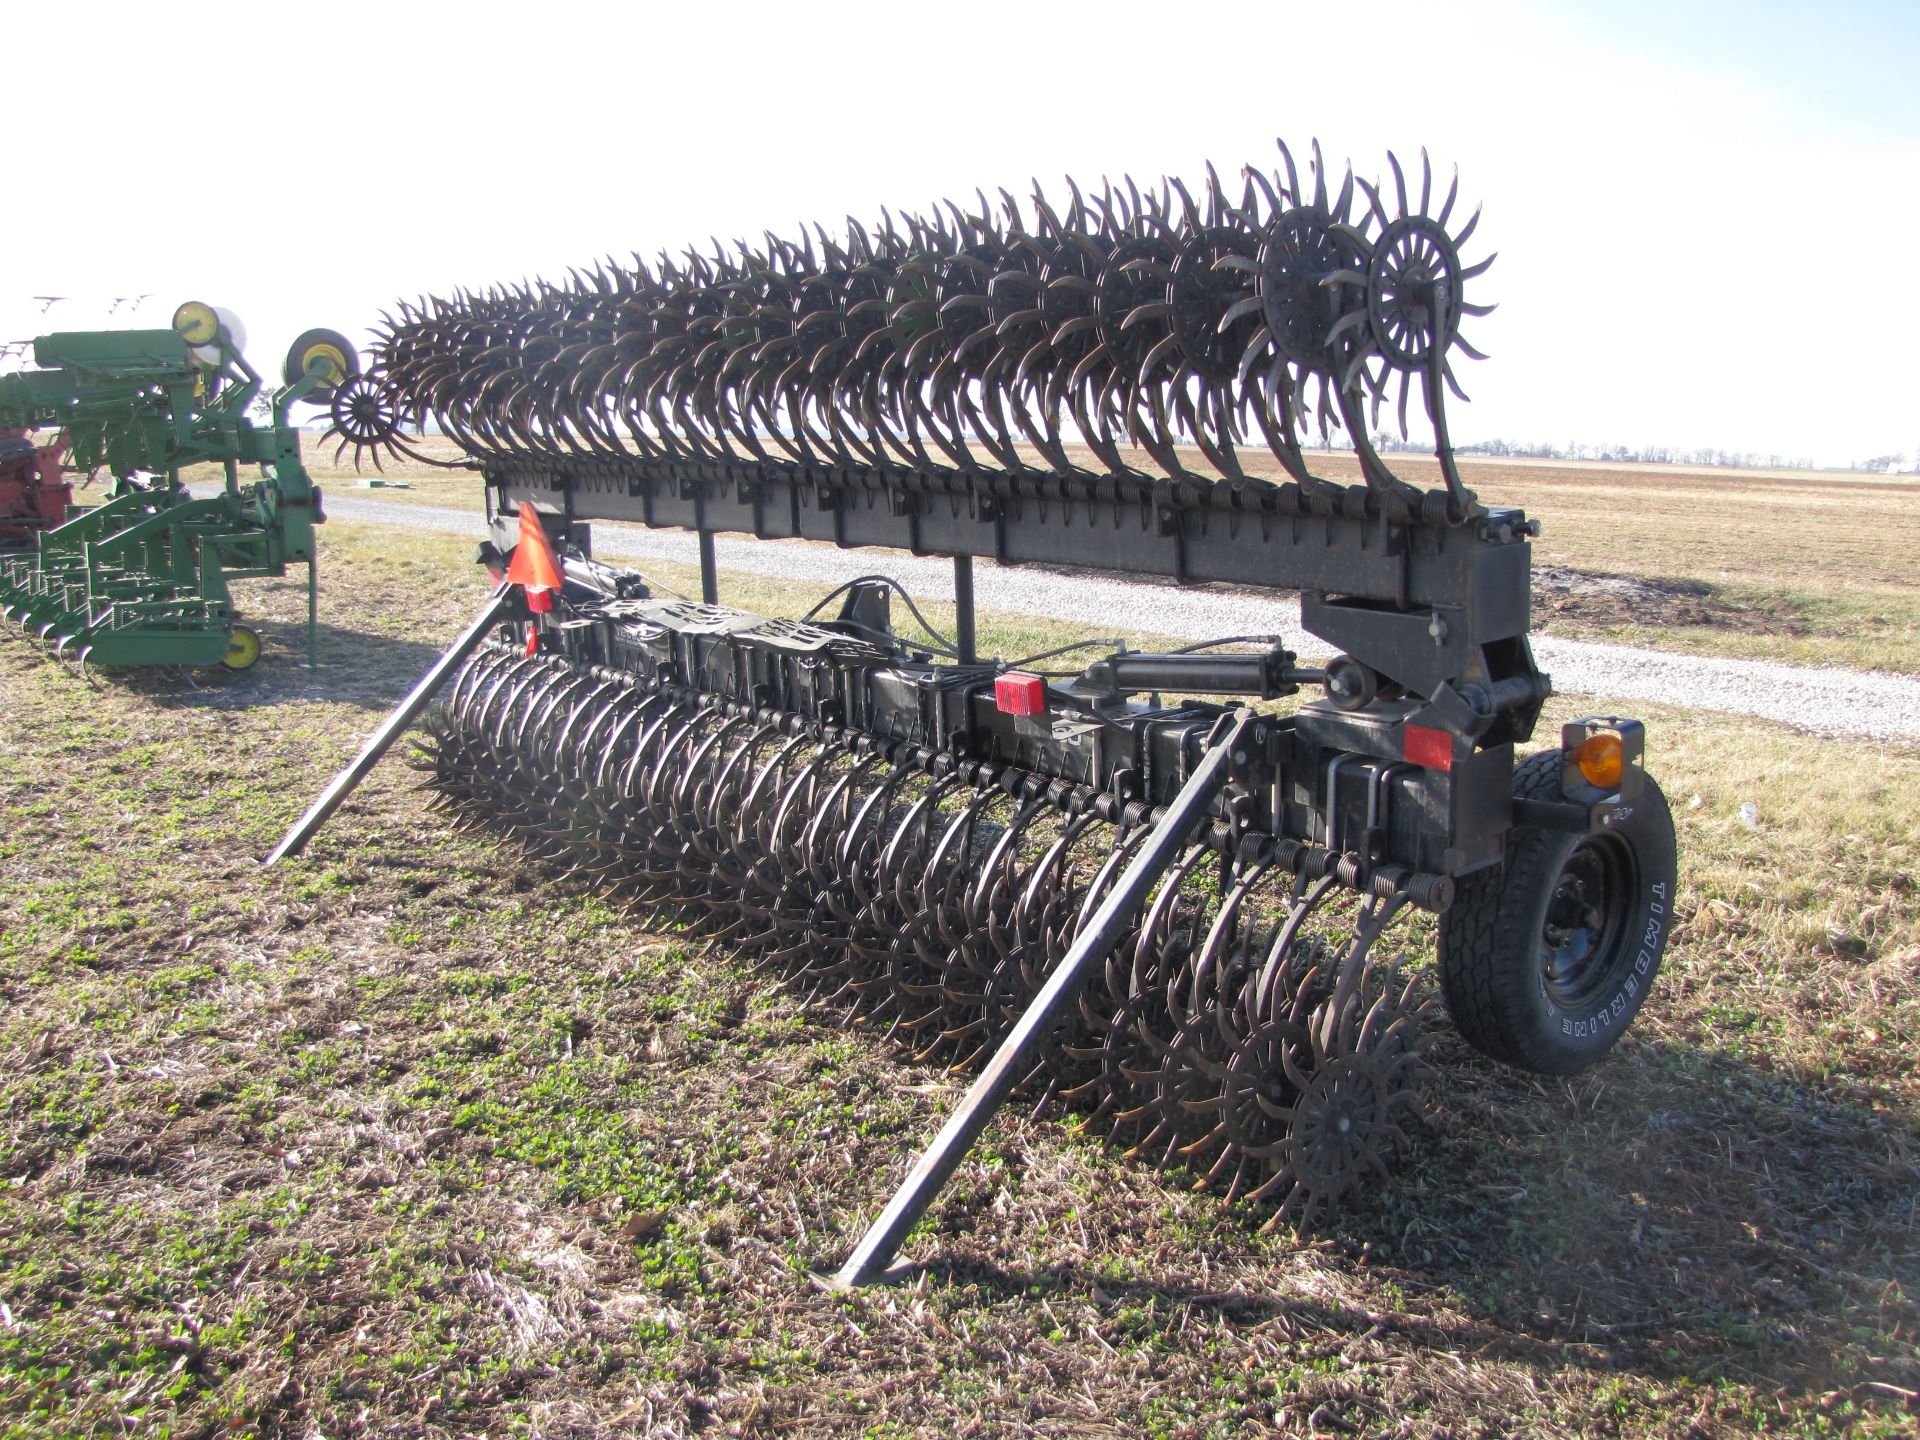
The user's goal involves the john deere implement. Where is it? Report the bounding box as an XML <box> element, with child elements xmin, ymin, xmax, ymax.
<box><xmin>279</xmin><ymin>140</ymin><xmax>1680</xmax><ymax>1284</ymax></box>
<box><xmin>0</xmin><ymin>304</ymin><xmax>351</xmax><ymax>670</ymax></box>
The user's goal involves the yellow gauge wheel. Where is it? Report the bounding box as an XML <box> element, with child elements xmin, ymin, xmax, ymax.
<box><xmin>173</xmin><ymin>300</ymin><xmax>220</xmax><ymax>346</ymax></box>
<box><xmin>221</xmin><ymin>624</ymin><xmax>262</xmax><ymax>672</ymax></box>
<box><xmin>282</xmin><ymin>328</ymin><xmax>360</xmax><ymax>402</ymax></box>
<box><xmin>302</xmin><ymin>342</ymin><xmax>349</xmax><ymax>388</ymax></box>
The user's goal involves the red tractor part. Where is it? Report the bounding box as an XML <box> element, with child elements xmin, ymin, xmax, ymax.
<box><xmin>0</xmin><ymin>428</ymin><xmax>73</xmax><ymax>546</ymax></box>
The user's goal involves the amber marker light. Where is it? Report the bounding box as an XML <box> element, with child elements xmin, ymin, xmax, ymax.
<box><xmin>1575</xmin><ymin>730</ymin><xmax>1625</xmax><ymax>789</ymax></box>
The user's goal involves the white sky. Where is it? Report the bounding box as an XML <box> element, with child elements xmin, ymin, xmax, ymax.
<box><xmin>8</xmin><ymin>0</ymin><xmax>1916</xmax><ymax>467</ymax></box>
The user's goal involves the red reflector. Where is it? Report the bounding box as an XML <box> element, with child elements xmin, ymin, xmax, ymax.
<box><xmin>995</xmin><ymin>672</ymin><xmax>1047</xmax><ymax>717</ymax></box>
<box><xmin>1403</xmin><ymin>723</ymin><xmax>1455</xmax><ymax>771</ymax></box>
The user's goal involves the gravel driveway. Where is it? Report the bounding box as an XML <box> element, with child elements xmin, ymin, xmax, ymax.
<box><xmin>316</xmin><ymin>493</ymin><xmax>1920</xmax><ymax>745</ymax></box>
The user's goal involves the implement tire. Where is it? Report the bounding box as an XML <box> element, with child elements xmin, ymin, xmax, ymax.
<box><xmin>1438</xmin><ymin>750</ymin><xmax>1678</xmax><ymax>1075</ymax></box>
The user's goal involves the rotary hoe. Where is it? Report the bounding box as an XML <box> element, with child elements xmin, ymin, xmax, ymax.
<box><xmin>274</xmin><ymin>140</ymin><xmax>1679</xmax><ymax>1285</ymax></box>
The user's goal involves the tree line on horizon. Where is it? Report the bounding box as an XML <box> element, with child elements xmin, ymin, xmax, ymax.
<box><xmin>1374</xmin><ymin>432</ymin><xmax>1915</xmax><ymax>473</ymax></box>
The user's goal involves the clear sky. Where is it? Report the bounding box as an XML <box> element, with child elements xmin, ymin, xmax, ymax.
<box><xmin>8</xmin><ymin>0</ymin><xmax>1916</xmax><ymax>468</ymax></box>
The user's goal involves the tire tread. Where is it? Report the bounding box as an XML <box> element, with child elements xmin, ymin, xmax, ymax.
<box><xmin>1439</xmin><ymin>751</ymin><xmax>1575</xmax><ymax>1071</ymax></box>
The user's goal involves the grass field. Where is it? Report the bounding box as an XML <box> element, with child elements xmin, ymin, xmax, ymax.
<box><xmin>257</xmin><ymin>436</ymin><xmax>1920</xmax><ymax>676</ymax></box>
<box><xmin>1</xmin><ymin>521</ymin><xmax>1915</xmax><ymax>1438</ymax></box>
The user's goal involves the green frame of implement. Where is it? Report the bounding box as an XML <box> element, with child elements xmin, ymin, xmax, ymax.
<box><xmin>0</xmin><ymin>316</ymin><xmax>329</xmax><ymax>668</ymax></box>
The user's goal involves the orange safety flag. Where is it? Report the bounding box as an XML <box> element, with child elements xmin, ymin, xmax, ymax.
<box><xmin>505</xmin><ymin>505</ymin><xmax>564</xmax><ymax>613</ymax></box>
<box><xmin>505</xmin><ymin>505</ymin><xmax>565</xmax><ymax>655</ymax></box>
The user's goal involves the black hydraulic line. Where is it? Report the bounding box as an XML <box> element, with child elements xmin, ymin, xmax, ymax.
<box><xmin>1002</xmin><ymin>635</ymin><xmax>1124</xmax><ymax>673</ymax></box>
<box><xmin>801</xmin><ymin>575</ymin><xmax>962</xmax><ymax>658</ymax></box>
<box><xmin>826</xmin><ymin>707</ymin><xmax>1258</xmax><ymax>1289</ymax></box>
<box><xmin>263</xmin><ymin>584</ymin><xmax>512</xmax><ymax>865</ymax></box>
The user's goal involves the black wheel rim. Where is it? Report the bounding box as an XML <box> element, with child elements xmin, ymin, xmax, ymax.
<box><xmin>1539</xmin><ymin>833</ymin><xmax>1638</xmax><ymax>1013</ymax></box>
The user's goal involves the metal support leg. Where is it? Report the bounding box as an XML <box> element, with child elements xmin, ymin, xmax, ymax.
<box><xmin>953</xmin><ymin>553</ymin><xmax>976</xmax><ymax>664</ymax></box>
<box><xmin>698</xmin><ymin>530</ymin><xmax>718</xmax><ymax>605</ymax></box>
<box><xmin>827</xmin><ymin>708</ymin><xmax>1256</xmax><ymax>1288</ymax></box>
<box><xmin>264</xmin><ymin>584</ymin><xmax>512</xmax><ymax>865</ymax></box>
<box><xmin>307</xmin><ymin>555</ymin><xmax>318</xmax><ymax>669</ymax></box>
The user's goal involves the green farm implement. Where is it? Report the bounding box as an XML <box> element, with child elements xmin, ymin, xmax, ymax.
<box><xmin>0</xmin><ymin>303</ymin><xmax>352</xmax><ymax>670</ymax></box>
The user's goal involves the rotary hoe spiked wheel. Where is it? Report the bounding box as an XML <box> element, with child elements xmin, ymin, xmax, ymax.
<box><xmin>325</xmin><ymin>138</ymin><xmax>1495</xmax><ymax>516</ymax></box>
<box><xmin>414</xmin><ymin>644</ymin><xmax>1434</xmax><ymax>1230</ymax></box>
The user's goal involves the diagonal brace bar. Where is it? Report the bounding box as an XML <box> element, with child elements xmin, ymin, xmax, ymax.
<box><xmin>828</xmin><ymin>707</ymin><xmax>1258</xmax><ymax>1288</ymax></box>
<box><xmin>264</xmin><ymin>584</ymin><xmax>511</xmax><ymax>865</ymax></box>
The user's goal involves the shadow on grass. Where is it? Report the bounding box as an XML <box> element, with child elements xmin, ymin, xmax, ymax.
<box><xmin>4</xmin><ymin>617</ymin><xmax>457</xmax><ymax>714</ymax></box>
<box><xmin>900</xmin><ymin>1036</ymin><xmax>1919</xmax><ymax>1403</ymax></box>
<box><xmin>1374</xmin><ymin>1035</ymin><xmax>1917</xmax><ymax>1395</ymax></box>
<box><xmin>903</xmin><ymin>1250</ymin><xmax>1616</xmax><ymax>1386</ymax></box>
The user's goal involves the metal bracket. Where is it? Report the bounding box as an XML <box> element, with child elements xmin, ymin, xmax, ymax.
<box><xmin>824</xmin><ymin>708</ymin><xmax>1258</xmax><ymax>1288</ymax></box>
<box><xmin>264</xmin><ymin>584</ymin><xmax>512</xmax><ymax>864</ymax></box>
